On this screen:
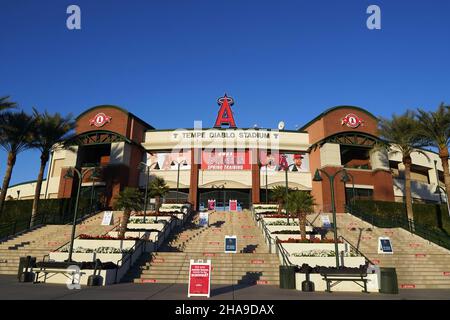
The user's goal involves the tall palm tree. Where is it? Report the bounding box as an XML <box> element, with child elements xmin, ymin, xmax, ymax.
<box><xmin>416</xmin><ymin>103</ymin><xmax>450</xmax><ymax>203</ymax></box>
<box><xmin>0</xmin><ymin>96</ymin><xmax>17</xmax><ymax>111</ymax></box>
<box><xmin>29</xmin><ymin>109</ymin><xmax>75</xmax><ymax>226</ymax></box>
<box><xmin>148</xmin><ymin>176</ymin><xmax>169</xmax><ymax>216</ymax></box>
<box><xmin>270</xmin><ymin>185</ymin><xmax>286</xmax><ymax>215</ymax></box>
<box><xmin>113</xmin><ymin>187</ymin><xmax>143</xmax><ymax>239</ymax></box>
<box><xmin>0</xmin><ymin>111</ymin><xmax>37</xmax><ymax>214</ymax></box>
<box><xmin>286</xmin><ymin>191</ymin><xmax>315</xmax><ymax>239</ymax></box>
<box><xmin>378</xmin><ymin>110</ymin><xmax>427</xmax><ymax>226</ymax></box>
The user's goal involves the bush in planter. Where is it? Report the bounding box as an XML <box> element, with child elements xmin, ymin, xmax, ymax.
<box><xmin>78</xmin><ymin>234</ymin><xmax>141</xmax><ymax>240</ymax></box>
<box><xmin>277</xmin><ymin>237</ymin><xmax>343</xmax><ymax>244</ymax></box>
<box><xmin>291</xmin><ymin>250</ymin><xmax>359</xmax><ymax>257</ymax></box>
<box><xmin>272</xmin><ymin>230</ymin><xmax>318</xmax><ymax>235</ymax></box>
<box><xmin>265</xmin><ymin>220</ymin><xmax>299</xmax><ymax>226</ymax></box>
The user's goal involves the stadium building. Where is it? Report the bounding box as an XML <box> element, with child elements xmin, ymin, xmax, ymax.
<box><xmin>6</xmin><ymin>95</ymin><xmax>447</xmax><ymax>213</ymax></box>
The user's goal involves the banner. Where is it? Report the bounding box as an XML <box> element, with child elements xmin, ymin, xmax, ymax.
<box><xmin>201</xmin><ymin>150</ymin><xmax>251</xmax><ymax>170</ymax></box>
<box><xmin>224</xmin><ymin>235</ymin><xmax>237</xmax><ymax>253</ymax></box>
<box><xmin>229</xmin><ymin>200</ymin><xmax>238</xmax><ymax>212</ymax></box>
<box><xmin>207</xmin><ymin>199</ymin><xmax>216</xmax><ymax>211</ymax></box>
<box><xmin>101</xmin><ymin>211</ymin><xmax>114</xmax><ymax>225</ymax></box>
<box><xmin>259</xmin><ymin>151</ymin><xmax>309</xmax><ymax>172</ymax></box>
<box><xmin>378</xmin><ymin>237</ymin><xmax>394</xmax><ymax>254</ymax></box>
<box><xmin>321</xmin><ymin>215</ymin><xmax>331</xmax><ymax>228</ymax></box>
<box><xmin>188</xmin><ymin>260</ymin><xmax>211</xmax><ymax>298</ymax></box>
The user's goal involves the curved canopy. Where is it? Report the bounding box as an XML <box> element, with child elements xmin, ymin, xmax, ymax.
<box><xmin>65</xmin><ymin>130</ymin><xmax>133</xmax><ymax>146</ymax></box>
<box><xmin>310</xmin><ymin>131</ymin><xmax>382</xmax><ymax>151</ymax></box>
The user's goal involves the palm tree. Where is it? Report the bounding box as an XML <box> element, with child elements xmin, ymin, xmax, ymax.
<box><xmin>416</xmin><ymin>103</ymin><xmax>450</xmax><ymax>203</ymax></box>
<box><xmin>29</xmin><ymin>109</ymin><xmax>75</xmax><ymax>227</ymax></box>
<box><xmin>0</xmin><ymin>96</ymin><xmax>17</xmax><ymax>111</ymax></box>
<box><xmin>286</xmin><ymin>191</ymin><xmax>315</xmax><ymax>239</ymax></box>
<box><xmin>378</xmin><ymin>110</ymin><xmax>427</xmax><ymax>226</ymax></box>
<box><xmin>270</xmin><ymin>185</ymin><xmax>286</xmax><ymax>215</ymax></box>
<box><xmin>148</xmin><ymin>176</ymin><xmax>169</xmax><ymax>216</ymax></box>
<box><xmin>113</xmin><ymin>187</ymin><xmax>143</xmax><ymax>239</ymax></box>
<box><xmin>0</xmin><ymin>111</ymin><xmax>37</xmax><ymax>215</ymax></box>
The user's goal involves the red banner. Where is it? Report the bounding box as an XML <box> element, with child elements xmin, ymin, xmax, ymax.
<box><xmin>188</xmin><ymin>260</ymin><xmax>211</xmax><ymax>298</ymax></box>
<box><xmin>201</xmin><ymin>151</ymin><xmax>251</xmax><ymax>170</ymax></box>
<box><xmin>229</xmin><ymin>200</ymin><xmax>237</xmax><ymax>211</ymax></box>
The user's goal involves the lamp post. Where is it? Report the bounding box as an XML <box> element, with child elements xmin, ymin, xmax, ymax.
<box><xmin>259</xmin><ymin>161</ymin><xmax>273</xmax><ymax>204</ymax></box>
<box><xmin>313</xmin><ymin>168</ymin><xmax>351</xmax><ymax>268</ymax></box>
<box><xmin>171</xmin><ymin>160</ymin><xmax>188</xmax><ymax>203</ymax></box>
<box><xmin>139</xmin><ymin>161</ymin><xmax>160</xmax><ymax>223</ymax></box>
<box><xmin>433</xmin><ymin>160</ymin><xmax>450</xmax><ymax>218</ymax></box>
<box><xmin>64</xmin><ymin>166</ymin><xmax>99</xmax><ymax>263</ymax></box>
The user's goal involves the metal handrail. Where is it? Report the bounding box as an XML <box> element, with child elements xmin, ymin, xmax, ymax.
<box><xmin>338</xmin><ymin>235</ymin><xmax>375</xmax><ymax>266</ymax></box>
<box><xmin>275</xmin><ymin>236</ymin><xmax>294</xmax><ymax>266</ymax></box>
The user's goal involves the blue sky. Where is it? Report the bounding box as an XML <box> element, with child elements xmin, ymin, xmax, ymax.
<box><xmin>1</xmin><ymin>0</ymin><xmax>449</xmax><ymax>185</ymax></box>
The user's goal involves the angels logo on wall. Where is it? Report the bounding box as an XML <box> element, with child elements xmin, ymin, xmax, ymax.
<box><xmin>90</xmin><ymin>113</ymin><xmax>112</xmax><ymax>128</ymax></box>
<box><xmin>341</xmin><ymin>113</ymin><xmax>364</xmax><ymax>128</ymax></box>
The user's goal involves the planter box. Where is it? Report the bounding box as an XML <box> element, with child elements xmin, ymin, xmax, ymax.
<box><xmin>280</xmin><ymin>243</ymin><xmax>346</xmax><ymax>256</ymax></box>
<box><xmin>49</xmin><ymin>252</ymin><xmax>127</xmax><ymax>265</ymax></box>
<box><xmin>129</xmin><ymin>216</ymin><xmax>171</xmax><ymax>224</ymax></box>
<box><xmin>294</xmin><ymin>272</ymin><xmax>379</xmax><ymax>292</ymax></box>
<box><xmin>271</xmin><ymin>234</ymin><xmax>322</xmax><ymax>241</ymax></box>
<box><xmin>266</xmin><ymin>225</ymin><xmax>313</xmax><ymax>233</ymax></box>
<box><xmin>127</xmin><ymin>223</ymin><xmax>165</xmax><ymax>231</ymax></box>
<box><xmin>107</xmin><ymin>231</ymin><xmax>151</xmax><ymax>238</ymax></box>
<box><xmin>289</xmin><ymin>256</ymin><xmax>366</xmax><ymax>268</ymax></box>
<box><xmin>73</xmin><ymin>239</ymin><xmax>140</xmax><ymax>251</ymax></box>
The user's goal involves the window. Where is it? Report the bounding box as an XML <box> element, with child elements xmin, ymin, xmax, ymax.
<box><xmin>346</xmin><ymin>187</ymin><xmax>373</xmax><ymax>203</ymax></box>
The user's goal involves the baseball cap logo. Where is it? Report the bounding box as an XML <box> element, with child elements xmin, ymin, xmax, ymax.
<box><xmin>90</xmin><ymin>113</ymin><xmax>112</xmax><ymax>127</ymax></box>
<box><xmin>341</xmin><ymin>113</ymin><xmax>363</xmax><ymax>128</ymax></box>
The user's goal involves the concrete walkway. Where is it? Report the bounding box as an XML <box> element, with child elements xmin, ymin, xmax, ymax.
<box><xmin>1</xmin><ymin>275</ymin><xmax>449</xmax><ymax>300</ymax></box>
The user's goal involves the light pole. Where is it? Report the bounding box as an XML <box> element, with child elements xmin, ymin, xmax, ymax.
<box><xmin>313</xmin><ymin>168</ymin><xmax>351</xmax><ymax>268</ymax></box>
<box><xmin>139</xmin><ymin>161</ymin><xmax>160</xmax><ymax>223</ymax></box>
<box><xmin>284</xmin><ymin>163</ymin><xmax>296</xmax><ymax>224</ymax></box>
<box><xmin>171</xmin><ymin>160</ymin><xmax>188</xmax><ymax>203</ymax></box>
<box><xmin>64</xmin><ymin>166</ymin><xmax>99</xmax><ymax>263</ymax></box>
<box><xmin>433</xmin><ymin>160</ymin><xmax>450</xmax><ymax>218</ymax></box>
<box><xmin>259</xmin><ymin>160</ymin><xmax>273</xmax><ymax>204</ymax></box>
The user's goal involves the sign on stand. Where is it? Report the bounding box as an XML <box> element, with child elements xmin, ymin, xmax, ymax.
<box><xmin>378</xmin><ymin>237</ymin><xmax>394</xmax><ymax>254</ymax></box>
<box><xmin>224</xmin><ymin>235</ymin><xmax>237</xmax><ymax>253</ymax></box>
<box><xmin>188</xmin><ymin>260</ymin><xmax>211</xmax><ymax>298</ymax></box>
<box><xmin>208</xmin><ymin>199</ymin><xmax>216</xmax><ymax>211</ymax></box>
<box><xmin>321</xmin><ymin>215</ymin><xmax>331</xmax><ymax>228</ymax></box>
<box><xmin>229</xmin><ymin>200</ymin><xmax>238</xmax><ymax>212</ymax></box>
<box><xmin>101</xmin><ymin>211</ymin><xmax>114</xmax><ymax>225</ymax></box>
<box><xmin>199</xmin><ymin>211</ymin><xmax>209</xmax><ymax>227</ymax></box>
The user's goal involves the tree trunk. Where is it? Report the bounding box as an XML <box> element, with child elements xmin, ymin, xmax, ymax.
<box><xmin>277</xmin><ymin>200</ymin><xmax>282</xmax><ymax>215</ymax></box>
<box><xmin>439</xmin><ymin>147</ymin><xmax>450</xmax><ymax>212</ymax></box>
<box><xmin>403</xmin><ymin>155</ymin><xmax>414</xmax><ymax>229</ymax></box>
<box><xmin>118</xmin><ymin>209</ymin><xmax>131</xmax><ymax>239</ymax></box>
<box><xmin>30</xmin><ymin>153</ymin><xmax>49</xmax><ymax>227</ymax></box>
<box><xmin>156</xmin><ymin>195</ymin><xmax>161</xmax><ymax>215</ymax></box>
<box><xmin>0</xmin><ymin>152</ymin><xmax>17</xmax><ymax>215</ymax></box>
<box><xmin>299</xmin><ymin>212</ymin><xmax>307</xmax><ymax>239</ymax></box>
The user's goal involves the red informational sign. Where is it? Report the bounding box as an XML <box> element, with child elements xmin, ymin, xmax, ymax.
<box><xmin>188</xmin><ymin>260</ymin><xmax>211</xmax><ymax>298</ymax></box>
<box><xmin>202</xmin><ymin>151</ymin><xmax>251</xmax><ymax>170</ymax></box>
<box><xmin>229</xmin><ymin>200</ymin><xmax>238</xmax><ymax>212</ymax></box>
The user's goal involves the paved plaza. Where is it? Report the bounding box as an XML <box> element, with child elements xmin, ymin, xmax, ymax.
<box><xmin>1</xmin><ymin>275</ymin><xmax>449</xmax><ymax>300</ymax></box>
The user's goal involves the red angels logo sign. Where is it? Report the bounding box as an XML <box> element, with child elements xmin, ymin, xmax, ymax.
<box><xmin>89</xmin><ymin>113</ymin><xmax>112</xmax><ymax>128</ymax></box>
<box><xmin>341</xmin><ymin>113</ymin><xmax>364</xmax><ymax>128</ymax></box>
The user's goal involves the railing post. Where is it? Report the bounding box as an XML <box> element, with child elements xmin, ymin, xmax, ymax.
<box><xmin>12</xmin><ymin>221</ymin><xmax>17</xmax><ymax>236</ymax></box>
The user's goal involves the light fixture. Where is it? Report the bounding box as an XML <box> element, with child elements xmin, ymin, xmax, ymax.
<box><xmin>312</xmin><ymin>169</ymin><xmax>323</xmax><ymax>182</ymax></box>
<box><xmin>341</xmin><ymin>171</ymin><xmax>350</xmax><ymax>183</ymax></box>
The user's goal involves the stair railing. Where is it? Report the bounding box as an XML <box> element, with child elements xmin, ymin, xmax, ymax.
<box><xmin>274</xmin><ymin>236</ymin><xmax>294</xmax><ymax>266</ymax></box>
<box><xmin>338</xmin><ymin>235</ymin><xmax>375</xmax><ymax>266</ymax></box>
<box><xmin>114</xmin><ymin>232</ymin><xmax>148</xmax><ymax>284</ymax></box>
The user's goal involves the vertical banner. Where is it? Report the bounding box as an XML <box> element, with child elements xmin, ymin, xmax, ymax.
<box><xmin>224</xmin><ymin>235</ymin><xmax>237</xmax><ymax>253</ymax></box>
<box><xmin>229</xmin><ymin>200</ymin><xmax>238</xmax><ymax>212</ymax></box>
<box><xmin>188</xmin><ymin>260</ymin><xmax>211</xmax><ymax>298</ymax></box>
<box><xmin>208</xmin><ymin>199</ymin><xmax>216</xmax><ymax>210</ymax></box>
<box><xmin>378</xmin><ymin>237</ymin><xmax>394</xmax><ymax>254</ymax></box>
<box><xmin>101</xmin><ymin>211</ymin><xmax>114</xmax><ymax>225</ymax></box>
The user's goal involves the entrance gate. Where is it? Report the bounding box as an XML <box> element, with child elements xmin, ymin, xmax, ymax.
<box><xmin>198</xmin><ymin>189</ymin><xmax>251</xmax><ymax>211</ymax></box>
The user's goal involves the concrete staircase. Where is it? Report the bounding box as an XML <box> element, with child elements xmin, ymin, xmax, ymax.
<box><xmin>131</xmin><ymin>210</ymin><xmax>280</xmax><ymax>285</ymax></box>
<box><xmin>0</xmin><ymin>212</ymin><xmax>121</xmax><ymax>275</ymax></box>
<box><xmin>309</xmin><ymin>212</ymin><xmax>450</xmax><ymax>289</ymax></box>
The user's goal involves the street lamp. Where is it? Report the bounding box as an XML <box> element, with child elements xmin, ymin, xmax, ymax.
<box><xmin>139</xmin><ymin>161</ymin><xmax>159</xmax><ymax>223</ymax></box>
<box><xmin>64</xmin><ymin>166</ymin><xmax>99</xmax><ymax>263</ymax></box>
<box><xmin>433</xmin><ymin>160</ymin><xmax>450</xmax><ymax>218</ymax></box>
<box><xmin>171</xmin><ymin>160</ymin><xmax>188</xmax><ymax>203</ymax></box>
<box><xmin>313</xmin><ymin>168</ymin><xmax>351</xmax><ymax>268</ymax></box>
<box><xmin>259</xmin><ymin>160</ymin><xmax>273</xmax><ymax>204</ymax></box>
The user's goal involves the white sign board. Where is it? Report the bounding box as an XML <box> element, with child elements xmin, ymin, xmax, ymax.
<box><xmin>378</xmin><ymin>237</ymin><xmax>394</xmax><ymax>254</ymax></box>
<box><xmin>321</xmin><ymin>215</ymin><xmax>331</xmax><ymax>228</ymax></box>
<box><xmin>101</xmin><ymin>211</ymin><xmax>114</xmax><ymax>226</ymax></box>
<box><xmin>224</xmin><ymin>235</ymin><xmax>237</xmax><ymax>253</ymax></box>
<box><xmin>199</xmin><ymin>211</ymin><xmax>209</xmax><ymax>227</ymax></box>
